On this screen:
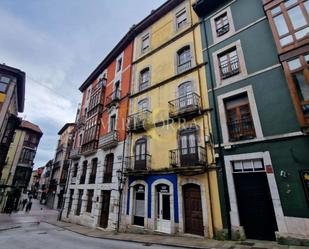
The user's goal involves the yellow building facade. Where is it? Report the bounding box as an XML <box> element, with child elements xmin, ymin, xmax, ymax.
<box><xmin>124</xmin><ymin>0</ymin><xmax>222</xmax><ymax>238</ymax></box>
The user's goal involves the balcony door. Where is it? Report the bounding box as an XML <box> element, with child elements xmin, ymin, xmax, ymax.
<box><xmin>178</xmin><ymin>81</ymin><xmax>193</xmax><ymax>109</ymax></box>
<box><xmin>134</xmin><ymin>138</ymin><xmax>147</xmax><ymax>170</ymax></box>
<box><xmin>179</xmin><ymin>128</ymin><xmax>198</xmax><ymax>167</ymax></box>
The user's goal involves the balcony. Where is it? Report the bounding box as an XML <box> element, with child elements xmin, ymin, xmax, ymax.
<box><xmin>80</xmin><ymin>141</ymin><xmax>98</xmax><ymax>156</ymax></box>
<box><xmin>98</xmin><ymin>130</ymin><xmax>119</xmax><ymax>150</ymax></box>
<box><xmin>70</xmin><ymin>147</ymin><xmax>81</xmax><ymax>159</ymax></box>
<box><xmin>126</xmin><ymin>154</ymin><xmax>152</xmax><ymax>172</ymax></box>
<box><xmin>177</xmin><ymin>60</ymin><xmax>192</xmax><ymax>74</ymax></box>
<box><xmin>169</xmin><ymin>146</ymin><xmax>207</xmax><ymax>168</ymax></box>
<box><xmin>220</xmin><ymin>57</ymin><xmax>240</xmax><ymax>79</ymax></box>
<box><xmin>169</xmin><ymin>93</ymin><xmax>201</xmax><ymax>119</ymax></box>
<box><xmin>105</xmin><ymin>89</ymin><xmax>120</xmax><ymax>108</ymax></box>
<box><xmin>128</xmin><ymin>110</ymin><xmax>152</xmax><ymax>132</ymax></box>
<box><xmin>227</xmin><ymin>117</ymin><xmax>256</xmax><ymax>142</ymax></box>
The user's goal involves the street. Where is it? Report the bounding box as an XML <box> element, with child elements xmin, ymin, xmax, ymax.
<box><xmin>0</xmin><ymin>199</ymin><xmax>188</xmax><ymax>249</ymax></box>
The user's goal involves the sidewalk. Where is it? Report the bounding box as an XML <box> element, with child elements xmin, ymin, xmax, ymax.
<box><xmin>47</xmin><ymin>220</ymin><xmax>308</xmax><ymax>249</ymax></box>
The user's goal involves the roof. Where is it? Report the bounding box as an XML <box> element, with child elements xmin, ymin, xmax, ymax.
<box><xmin>79</xmin><ymin>0</ymin><xmax>185</xmax><ymax>92</ymax></box>
<box><xmin>0</xmin><ymin>64</ymin><xmax>25</xmax><ymax>112</ymax></box>
<box><xmin>20</xmin><ymin>120</ymin><xmax>43</xmax><ymax>135</ymax></box>
<box><xmin>58</xmin><ymin>122</ymin><xmax>76</xmax><ymax>135</ymax></box>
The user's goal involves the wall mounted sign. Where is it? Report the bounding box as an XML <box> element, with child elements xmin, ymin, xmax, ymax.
<box><xmin>300</xmin><ymin>170</ymin><xmax>309</xmax><ymax>205</ymax></box>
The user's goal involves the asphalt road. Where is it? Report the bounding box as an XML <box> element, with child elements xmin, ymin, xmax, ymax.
<box><xmin>0</xmin><ymin>222</ymin><xmax>187</xmax><ymax>249</ymax></box>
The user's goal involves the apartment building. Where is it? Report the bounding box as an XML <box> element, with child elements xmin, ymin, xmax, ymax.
<box><xmin>123</xmin><ymin>0</ymin><xmax>221</xmax><ymax>238</ymax></box>
<box><xmin>193</xmin><ymin>0</ymin><xmax>309</xmax><ymax>241</ymax></box>
<box><xmin>47</xmin><ymin>123</ymin><xmax>75</xmax><ymax>209</ymax></box>
<box><xmin>62</xmin><ymin>35</ymin><xmax>134</xmax><ymax>230</ymax></box>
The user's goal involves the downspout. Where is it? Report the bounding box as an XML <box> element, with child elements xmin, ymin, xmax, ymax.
<box><xmin>189</xmin><ymin>5</ymin><xmax>216</xmax><ymax>238</ymax></box>
<box><xmin>201</xmin><ymin>18</ymin><xmax>232</xmax><ymax>239</ymax></box>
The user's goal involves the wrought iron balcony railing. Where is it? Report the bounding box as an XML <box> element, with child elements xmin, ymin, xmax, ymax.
<box><xmin>169</xmin><ymin>146</ymin><xmax>207</xmax><ymax>168</ymax></box>
<box><xmin>126</xmin><ymin>154</ymin><xmax>152</xmax><ymax>171</ymax></box>
<box><xmin>98</xmin><ymin>130</ymin><xmax>119</xmax><ymax>150</ymax></box>
<box><xmin>216</xmin><ymin>23</ymin><xmax>230</xmax><ymax>37</ymax></box>
<box><xmin>128</xmin><ymin>110</ymin><xmax>152</xmax><ymax>132</ymax></box>
<box><xmin>105</xmin><ymin>89</ymin><xmax>120</xmax><ymax>107</ymax></box>
<box><xmin>177</xmin><ymin>60</ymin><xmax>192</xmax><ymax>74</ymax></box>
<box><xmin>169</xmin><ymin>93</ymin><xmax>201</xmax><ymax>119</ymax></box>
<box><xmin>227</xmin><ymin>117</ymin><xmax>256</xmax><ymax>142</ymax></box>
<box><xmin>70</xmin><ymin>147</ymin><xmax>81</xmax><ymax>159</ymax></box>
<box><xmin>220</xmin><ymin>56</ymin><xmax>240</xmax><ymax>79</ymax></box>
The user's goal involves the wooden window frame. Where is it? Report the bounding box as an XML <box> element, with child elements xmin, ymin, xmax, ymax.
<box><xmin>139</xmin><ymin>68</ymin><xmax>150</xmax><ymax>92</ymax></box>
<box><xmin>141</xmin><ymin>33</ymin><xmax>150</xmax><ymax>54</ymax></box>
<box><xmin>218</xmin><ymin>47</ymin><xmax>240</xmax><ymax>80</ymax></box>
<box><xmin>214</xmin><ymin>12</ymin><xmax>230</xmax><ymax>37</ymax></box>
<box><xmin>282</xmin><ymin>53</ymin><xmax>309</xmax><ymax>128</ymax></box>
<box><xmin>265</xmin><ymin>0</ymin><xmax>309</xmax><ymax>54</ymax></box>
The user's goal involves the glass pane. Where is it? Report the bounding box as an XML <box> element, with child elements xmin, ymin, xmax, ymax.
<box><xmin>162</xmin><ymin>195</ymin><xmax>171</xmax><ymax>220</ymax></box>
<box><xmin>274</xmin><ymin>14</ymin><xmax>289</xmax><ymax>36</ymax></box>
<box><xmin>135</xmin><ymin>144</ymin><xmax>140</xmax><ymax>159</ymax></box>
<box><xmin>0</xmin><ymin>83</ymin><xmax>7</xmax><ymax>92</ymax></box>
<box><xmin>253</xmin><ymin>159</ymin><xmax>264</xmax><ymax>170</ymax></box>
<box><xmin>305</xmin><ymin>54</ymin><xmax>309</xmax><ymax>63</ymax></box>
<box><xmin>285</xmin><ymin>0</ymin><xmax>297</xmax><ymax>8</ymax></box>
<box><xmin>243</xmin><ymin>160</ymin><xmax>253</xmax><ymax>171</ymax></box>
<box><xmin>181</xmin><ymin>136</ymin><xmax>187</xmax><ymax>154</ymax></box>
<box><xmin>280</xmin><ymin>35</ymin><xmax>293</xmax><ymax>46</ymax></box>
<box><xmin>0</xmin><ymin>76</ymin><xmax>10</xmax><ymax>84</ymax></box>
<box><xmin>189</xmin><ymin>134</ymin><xmax>196</xmax><ymax>153</ymax></box>
<box><xmin>295</xmin><ymin>27</ymin><xmax>309</xmax><ymax>40</ymax></box>
<box><xmin>288</xmin><ymin>58</ymin><xmax>302</xmax><ymax>70</ymax></box>
<box><xmin>271</xmin><ymin>6</ymin><xmax>281</xmax><ymax>15</ymax></box>
<box><xmin>233</xmin><ymin>161</ymin><xmax>242</xmax><ymax>171</ymax></box>
<box><xmin>141</xmin><ymin>144</ymin><xmax>146</xmax><ymax>160</ymax></box>
<box><xmin>293</xmin><ymin>72</ymin><xmax>309</xmax><ymax>101</ymax></box>
<box><xmin>288</xmin><ymin>6</ymin><xmax>307</xmax><ymax>29</ymax></box>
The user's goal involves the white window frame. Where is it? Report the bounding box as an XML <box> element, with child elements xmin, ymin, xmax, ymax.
<box><xmin>175</xmin><ymin>7</ymin><xmax>188</xmax><ymax>30</ymax></box>
<box><xmin>210</xmin><ymin>6</ymin><xmax>236</xmax><ymax>44</ymax></box>
<box><xmin>141</xmin><ymin>33</ymin><xmax>150</xmax><ymax>54</ymax></box>
<box><xmin>217</xmin><ymin>85</ymin><xmax>263</xmax><ymax>145</ymax></box>
<box><xmin>212</xmin><ymin>40</ymin><xmax>248</xmax><ymax>86</ymax></box>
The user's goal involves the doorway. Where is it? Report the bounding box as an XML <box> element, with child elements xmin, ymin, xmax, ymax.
<box><xmin>183</xmin><ymin>184</ymin><xmax>204</xmax><ymax>236</ymax></box>
<box><xmin>100</xmin><ymin>191</ymin><xmax>111</xmax><ymax>228</ymax></box>
<box><xmin>133</xmin><ymin>184</ymin><xmax>145</xmax><ymax>226</ymax></box>
<box><xmin>156</xmin><ymin>184</ymin><xmax>171</xmax><ymax>233</ymax></box>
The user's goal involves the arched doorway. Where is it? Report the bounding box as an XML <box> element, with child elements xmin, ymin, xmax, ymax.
<box><xmin>155</xmin><ymin>184</ymin><xmax>171</xmax><ymax>233</ymax></box>
<box><xmin>183</xmin><ymin>184</ymin><xmax>203</xmax><ymax>236</ymax></box>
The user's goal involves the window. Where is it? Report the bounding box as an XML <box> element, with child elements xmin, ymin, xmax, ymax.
<box><xmin>141</xmin><ymin>33</ymin><xmax>150</xmax><ymax>53</ymax></box>
<box><xmin>177</xmin><ymin>46</ymin><xmax>192</xmax><ymax>74</ymax></box>
<box><xmin>19</xmin><ymin>148</ymin><xmax>36</xmax><ymax>165</ymax></box>
<box><xmin>114</xmin><ymin>81</ymin><xmax>120</xmax><ymax>100</ymax></box>
<box><xmin>285</xmin><ymin>54</ymin><xmax>309</xmax><ymax>125</ymax></box>
<box><xmin>116</xmin><ymin>57</ymin><xmax>122</xmax><ymax>72</ymax></box>
<box><xmin>0</xmin><ymin>74</ymin><xmax>11</xmax><ymax>93</ymax></box>
<box><xmin>139</xmin><ymin>68</ymin><xmax>150</xmax><ymax>91</ymax></box>
<box><xmin>79</xmin><ymin>134</ymin><xmax>83</xmax><ymax>146</ymax></box>
<box><xmin>72</xmin><ymin>163</ymin><xmax>78</xmax><ymax>177</ymax></box>
<box><xmin>218</xmin><ymin>48</ymin><xmax>240</xmax><ymax>79</ymax></box>
<box><xmin>176</xmin><ymin>8</ymin><xmax>187</xmax><ymax>29</ymax></box>
<box><xmin>89</xmin><ymin>158</ymin><xmax>97</xmax><ymax>184</ymax></box>
<box><xmin>103</xmin><ymin>154</ymin><xmax>114</xmax><ymax>183</ymax></box>
<box><xmin>86</xmin><ymin>190</ymin><xmax>94</xmax><ymax>213</ymax></box>
<box><xmin>80</xmin><ymin>161</ymin><xmax>87</xmax><ymax>184</ymax></box>
<box><xmin>270</xmin><ymin>0</ymin><xmax>309</xmax><ymax>47</ymax></box>
<box><xmin>110</xmin><ymin>114</ymin><xmax>116</xmax><ymax>131</ymax></box>
<box><xmin>134</xmin><ymin>138</ymin><xmax>147</xmax><ymax>170</ymax></box>
<box><xmin>138</xmin><ymin>99</ymin><xmax>149</xmax><ymax>111</ymax></box>
<box><xmin>232</xmin><ymin>159</ymin><xmax>264</xmax><ymax>173</ymax></box>
<box><xmin>224</xmin><ymin>93</ymin><xmax>256</xmax><ymax>142</ymax></box>
<box><xmin>215</xmin><ymin>13</ymin><xmax>229</xmax><ymax>37</ymax></box>
<box><xmin>76</xmin><ymin>190</ymin><xmax>83</xmax><ymax>216</ymax></box>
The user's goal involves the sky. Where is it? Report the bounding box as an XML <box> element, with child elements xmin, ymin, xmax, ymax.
<box><xmin>0</xmin><ymin>0</ymin><xmax>166</xmax><ymax>168</ymax></box>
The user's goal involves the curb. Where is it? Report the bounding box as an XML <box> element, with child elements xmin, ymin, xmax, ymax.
<box><xmin>0</xmin><ymin>225</ymin><xmax>22</xmax><ymax>232</ymax></box>
<box><xmin>44</xmin><ymin>221</ymin><xmax>210</xmax><ymax>249</ymax></box>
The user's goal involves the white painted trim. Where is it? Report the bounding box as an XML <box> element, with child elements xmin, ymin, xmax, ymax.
<box><xmin>151</xmin><ymin>179</ymin><xmax>175</xmax><ymax>234</ymax></box>
<box><xmin>208</xmin><ymin>64</ymin><xmax>282</xmax><ymax>92</ymax></box>
<box><xmin>224</xmin><ymin>152</ymin><xmax>288</xmax><ymax>233</ymax></box>
<box><xmin>178</xmin><ymin>178</ymin><xmax>209</xmax><ymax>237</ymax></box>
<box><xmin>217</xmin><ymin>85</ymin><xmax>264</xmax><ymax>144</ymax></box>
<box><xmin>129</xmin><ymin>180</ymin><xmax>148</xmax><ymax>228</ymax></box>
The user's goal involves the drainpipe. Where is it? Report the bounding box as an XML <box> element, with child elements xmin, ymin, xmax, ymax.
<box><xmin>189</xmin><ymin>5</ymin><xmax>216</xmax><ymax>238</ymax></box>
<box><xmin>201</xmin><ymin>18</ymin><xmax>232</xmax><ymax>240</ymax></box>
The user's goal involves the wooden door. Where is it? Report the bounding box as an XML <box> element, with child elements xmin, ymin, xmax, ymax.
<box><xmin>183</xmin><ymin>184</ymin><xmax>204</xmax><ymax>236</ymax></box>
<box><xmin>179</xmin><ymin>129</ymin><xmax>198</xmax><ymax>166</ymax></box>
<box><xmin>233</xmin><ymin>172</ymin><xmax>278</xmax><ymax>240</ymax></box>
<box><xmin>100</xmin><ymin>191</ymin><xmax>111</xmax><ymax>228</ymax></box>
<box><xmin>134</xmin><ymin>139</ymin><xmax>147</xmax><ymax>170</ymax></box>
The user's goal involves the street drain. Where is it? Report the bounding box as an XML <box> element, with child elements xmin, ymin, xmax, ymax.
<box><xmin>38</xmin><ymin>232</ymin><xmax>48</xmax><ymax>235</ymax></box>
<box><xmin>143</xmin><ymin>242</ymin><xmax>152</xmax><ymax>246</ymax></box>
<box><xmin>238</xmin><ymin>242</ymin><xmax>255</xmax><ymax>246</ymax></box>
